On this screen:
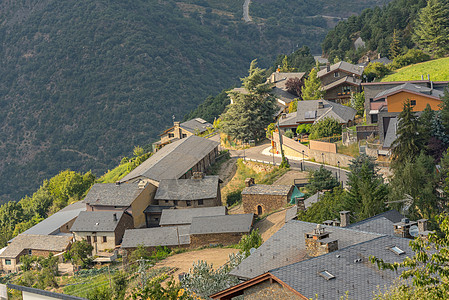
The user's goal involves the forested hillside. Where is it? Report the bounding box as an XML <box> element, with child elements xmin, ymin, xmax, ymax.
<box><xmin>0</xmin><ymin>0</ymin><xmax>387</xmax><ymax>203</ymax></box>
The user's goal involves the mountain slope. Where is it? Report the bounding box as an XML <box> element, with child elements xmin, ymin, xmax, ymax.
<box><xmin>0</xmin><ymin>0</ymin><xmax>388</xmax><ymax>202</ymax></box>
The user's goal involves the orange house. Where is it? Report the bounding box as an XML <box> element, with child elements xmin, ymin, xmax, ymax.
<box><xmin>372</xmin><ymin>82</ymin><xmax>443</xmax><ymax>113</ymax></box>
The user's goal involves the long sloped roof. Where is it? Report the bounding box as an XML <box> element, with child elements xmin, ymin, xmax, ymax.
<box><xmin>70</xmin><ymin>211</ymin><xmax>124</xmax><ymax>232</ymax></box>
<box><xmin>190</xmin><ymin>214</ymin><xmax>254</xmax><ymax>235</ymax></box>
<box><xmin>321</xmin><ymin>76</ymin><xmax>362</xmax><ymax>91</ymax></box>
<box><xmin>121</xmin><ymin>226</ymin><xmax>191</xmax><ymax>248</ymax></box>
<box><xmin>119</xmin><ymin>135</ymin><xmax>219</xmax><ymax>183</ymax></box>
<box><xmin>83</xmin><ymin>183</ymin><xmax>143</xmax><ymax>206</ymax></box>
<box><xmin>373</xmin><ymin>82</ymin><xmax>444</xmax><ymax>100</ymax></box>
<box><xmin>241</xmin><ymin>184</ymin><xmax>292</xmax><ymax>196</ymax></box>
<box><xmin>347</xmin><ymin>210</ymin><xmax>403</xmax><ymax>236</ymax></box>
<box><xmin>159</xmin><ymin>206</ymin><xmax>227</xmax><ymax>226</ymax></box>
<box><xmin>317</xmin><ymin>61</ymin><xmax>363</xmax><ymax>77</ymax></box>
<box><xmin>230</xmin><ymin>220</ymin><xmax>382</xmax><ymax>280</ymax></box>
<box><xmin>270</xmin><ymin>235</ymin><xmax>412</xmax><ymax>300</ymax></box>
<box><xmin>155</xmin><ymin>176</ymin><xmax>220</xmax><ymax>201</ymax></box>
<box><xmin>0</xmin><ymin>234</ymin><xmax>72</xmax><ymax>258</ymax></box>
<box><xmin>180</xmin><ymin>118</ymin><xmax>213</xmax><ymax>134</ymax></box>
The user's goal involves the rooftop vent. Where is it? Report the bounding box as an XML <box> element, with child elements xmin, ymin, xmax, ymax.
<box><xmin>95</xmin><ymin>222</ymin><xmax>99</xmax><ymax>226</ymax></box>
<box><xmin>319</xmin><ymin>270</ymin><xmax>335</xmax><ymax>280</ymax></box>
<box><xmin>318</xmin><ymin>101</ymin><xmax>324</xmax><ymax>109</ymax></box>
<box><xmin>113</xmin><ymin>213</ymin><xmax>118</xmax><ymax>222</ymax></box>
<box><xmin>389</xmin><ymin>246</ymin><xmax>405</xmax><ymax>256</ymax></box>
<box><xmin>195</xmin><ymin>118</ymin><xmax>207</xmax><ymax>124</ymax></box>
<box><xmin>305</xmin><ymin>110</ymin><xmax>317</xmax><ymax>119</ymax></box>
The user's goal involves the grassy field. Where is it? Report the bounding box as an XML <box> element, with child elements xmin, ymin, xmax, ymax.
<box><xmin>97</xmin><ymin>163</ymin><xmax>131</xmax><ymax>183</ymax></box>
<box><xmin>381</xmin><ymin>57</ymin><xmax>449</xmax><ymax>82</ymax></box>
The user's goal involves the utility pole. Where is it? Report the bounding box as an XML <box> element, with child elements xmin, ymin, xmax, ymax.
<box><xmin>276</xmin><ymin>119</ymin><xmax>286</xmax><ymax>164</ymax></box>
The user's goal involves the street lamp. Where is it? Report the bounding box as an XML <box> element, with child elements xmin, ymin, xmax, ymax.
<box><xmin>337</xmin><ymin>161</ymin><xmax>341</xmax><ymax>182</ymax></box>
<box><xmin>302</xmin><ymin>150</ymin><xmax>305</xmax><ymax>171</ymax></box>
<box><xmin>321</xmin><ymin>153</ymin><xmax>324</xmax><ymax>165</ymax></box>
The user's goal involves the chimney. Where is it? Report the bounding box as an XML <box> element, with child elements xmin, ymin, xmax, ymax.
<box><xmin>353</xmin><ymin>74</ymin><xmax>356</xmax><ymax>82</ymax></box>
<box><xmin>138</xmin><ymin>180</ymin><xmax>147</xmax><ymax>189</ymax></box>
<box><xmin>113</xmin><ymin>213</ymin><xmax>118</xmax><ymax>222</ymax></box>
<box><xmin>323</xmin><ymin>220</ymin><xmax>333</xmax><ymax>226</ymax></box>
<box><xmin>340</xmin><ymin>211</ymin><xmax>350</xmax><ymax>227</ymax></box>
<box><xmin>277</xmin><ymin>65</ymin><xmax>280</xmax><ymax>73</ymax></box>
<box><xmin>174</xmin><ymin>121</ymin><xmax>180</xmax><ymax>127</ymax></box>
<box><xmin>394</xmin><ymin>218</ymin><xmax>417</xmax><ymax>238</ymax></box>
<box><xmin>418</xmin><ymin>219</ymin><xmax>428</xmax><ymax>233</ymax></box>
<box><xmin>245</xmin><ymin>177</ymin><xmax>255</xmax><ymax>187</ymax></box>
<box><xmin>326</xmin><ymin>62</ymin><xmax>330</xmax><ymax>72</ymax></box>
<box><xmin>318</xmin><ymin>101</ymin><xmax>324</xmax><ymax>109</ymax></box>
<box><xmin>192</xmin><ymin>172</ymin><xmax>205</xmax><ymax>180</ymax></box>
<box><xmin>305</xmin><ymin>224</ymin><xmax>338</xmax><ymax>257</ymax></box>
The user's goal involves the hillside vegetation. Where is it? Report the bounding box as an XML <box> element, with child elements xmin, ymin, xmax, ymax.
<box><xmin>381</xmin><ymin>57</ymin><xmax>449</xmax><ymax>82</ymax></box>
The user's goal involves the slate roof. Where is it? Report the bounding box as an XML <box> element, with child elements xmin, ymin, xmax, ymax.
<box><xmin>119</xmin><ymin>135</ymin><xmax>219</xmax><ymax>183</ymax></box>
<box><xmin>144</xmin><ymin>205</ymin><xmax>174</xmax><ymax>213</ymax></box>
<box><xmin>373</xmin><ymin>82</ymin><xmax>444</xmax><ymax>100</ymax></box>
<box><xmin>321</xmin><ymin>76</ymin><xmax>362</xmax><ymax>91</ymax></box>
<box><xmin>241</xmin><ymin>184</ymin><xmax>292</xmax><ymax>196</ymax></box>
<box><xmin>383</xmin><ymin>117</ymin><xmax>398</xmax><ymax>149</ymax></box>
<box><xmin>229</xmin><ymin>220</ymin><xmax>382</xmax><ymax>280</ymax></box>
<box><xmin>83</xmin><ymin>183</ymin><xmax>144</xmax><ymax>207</ymax></box>
<box><xmin>347</xmin><ymin>210</ymin><xmax>403</xmax><ymax>236</ymax></box>
<box><xmin>278</xmin><ymin>100</ymin><xmax>356</xmax><ymax>126</ymax></box>
<box><xmin>269</xmin><ymin>72</ymin><xmax>305</xmax><ymax>89</ymax></box>
<box><xmin>20</xmin><ymin>201</ymin><xmax>86</xmax><ymax>236</ymax></box>
<box><xmin>285</xmin><ymin>205</ymin><xmax>298</xmax><ymax>223</ymax></box>
<box><xmin>317</xmin><ymin>61</ymin><xmax>364</xmax><ymax>77</ymax></box>
<box><xmin>0</xmin><ymin>234</ymin><xmax>72</xmax><ymax>258</ymax></box>
<box><xmin>190</xmin><ymin>214</ymin><xmax>254</xmax><ymax>235</ymax></box>
<box><xmin>121</xmin><ymin>226</ymin><xmax>191</xmax><ymax>248</ymax></box>
<box><xmin>70</xmin><ymin>211</ymin><xmax>125</xmax><ymax>232</ymax></box>
<box><xmin>155</xmin><ymin>176</ymin><xmax>220</xmax><ymax>201</ymax></box>
<box><xmin>303</xmin><ymin>192</ymin><xmax>322</xmax><ymax>210</ymax></box>
<box><xmin>159</xmin><ymin>206</ymin><xmax>227</xmax><ymax>226</ymax></box>
<box><xmin>8</xmin><ymin>284</ymin><xmax>87</xmax><ymax>300</ymax></box>
<box><xmin>271</xmin><ymin>87</ymin><xmax>297</xmax><ymax>105</ymax></box>
<box><xmin>270</xmin><ymin>235</ymin><xmax>412</xmax><ymax>300</ymax></box>
<box><xmin>180</xmin><ymin>118</ymin><xmax>213</xmax><ymax>134</ymax></box>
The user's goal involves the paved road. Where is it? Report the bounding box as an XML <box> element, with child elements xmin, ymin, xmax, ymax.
<box><xmin>230</xmin><ymin>143</ymin><xmax>349</xmax><ymax>184</ymax></box>
<box><xmin>243</xmin><ymin>0</ymin><xmax>252</xmax><ymax>22</ymax></box>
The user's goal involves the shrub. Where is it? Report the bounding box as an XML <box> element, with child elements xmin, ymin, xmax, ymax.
<box><xmin>284</xmin><ymin>129</ymin><xmax>294</xmax><ymax>139</ymax></box>
<box><xmin>363</xmin><ymin>62</ymin><xmax>391</xmax><ymax>82</ymax></box>
<box><xmin>309</xmin><ymin>117</ymin><xmax>342</xmax><ymax>139</ymax></box>
<box><xmin>237</xmin><ymin>229</ymin><xmax>263</xmax><ymax>257</ymax></box>
<box><xmin>226</xmin><ymin>190</ymin><xmax>242</xmax><ymax>206</ymax></box>
<box><xmin>390</xmin><ymin>49</ymin><xmax>431</xmax><ymax>70</ymax></box>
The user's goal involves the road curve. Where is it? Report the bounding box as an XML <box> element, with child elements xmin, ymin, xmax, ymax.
<box><xmin>243</xmin><ymin>0</ymin><xmax>252</xmax><ymax>22</ymax></box>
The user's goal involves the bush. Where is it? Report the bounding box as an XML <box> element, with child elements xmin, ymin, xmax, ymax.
<box><xmin>296</xmin><ymin>124</ymin><xmax>311</xmax><ymax>135</ymax></box>
<box><xmin>390</xmin><ymin>49</ymin><xmax>431</xmax><ymax>70</ymax></box>
<box><xmin>363</xmin><ymin>62</ymin><xmax>391</xmax><ymax>82</ymax></box>
<box><xmin>237</xmin><ymin>229</ymin><xmax>263</xmax><ymax>257</ymax></box>
<box><xmin>309</xmin><ymin>117</ymin><xmax>342</xmax><ymax>139</ymax></box>
<box><xmin>226</xmin><ymin>190</ymin><xmax>242</xmax><ymax>206</ymax></box>
<box><xmin>284</xmin><ymin>129</ymin><xmax>294</xmax><ymax>139</ymax></box>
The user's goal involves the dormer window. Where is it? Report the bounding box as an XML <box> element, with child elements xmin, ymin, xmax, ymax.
<box><xmin>319</xmin><ymin>270</ymin><xmax>336</xmax><ymax>280</ymax></box>
<box><xmin>389</xmin><ymin>246</ymin><xmax>405</xmax><ymax>255</ymax></box>
<box><xmin>334</xmin><ymin>72</ymin><xmax>339</xmax><ymax>78</ymax></box>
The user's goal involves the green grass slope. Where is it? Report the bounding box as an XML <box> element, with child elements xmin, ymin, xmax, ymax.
<box><xmin>381</xmin><ymin>57</ymin><xmax>449</xmax><ymax>82</ymax></box>
<box><xmin>0</xmin><ymin>0</ymin><xmax>389</xmax><ymax>203</ymax></box>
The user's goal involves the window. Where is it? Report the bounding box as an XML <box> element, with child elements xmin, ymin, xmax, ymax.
<box><xmin>173</xmin><ymin>200</ymin><xmax>178</xmax><ymax>206</ymax></box>
<box><xmin>93</xmin><ymin>236</ymin><xmax>97</xmax><ymax>243</ymax></box>
<box><xmin>186</xmin><ymin>200</ymin><xmax>192</xmax><ymax>207</ymax></box>
<box><xmin>168</xmin><ymin>133</ymin><xmax>174</xmax><ymax>138</ymax></box>
<box><xmin>410</xmin><ymin>100</ymin><xmax>416</xmax><ymax>106</ymax></box>
<box><xmin>103</xmin><ymin>236</ymin><xmax>107</xmax><ymax>243</ymax></box>
<box><xmin>28</xmin><ymin>249</ymin><xmax>32</xmax><ymax>255</ymax></box>
<box><xmin>86</xmin><ymin>236</ymin><xmax>91</xmax><ymax>244</ymax></box>
<box><xmin>319</xmin><ymin>270</ymin><xmax>336</xmax><ymax>280</ymax></box>
<box><xmin>198</xmin><ymin>199</ymin><xmax>204</xmax><ymax>205</ymax></box>
<box><xmin>257</xmin><ymin>205</ymin><xmax>263</xmax><ymax>215</ymax></box>
<box><xmin>165</xmin><ymin>200</ymin><xmax>169</xmax><ymax>203</ymax></box>
<box><xmin>334</xmin><ymin>72</ymin><xmax>339</xmax><ymax>78</ymax></box>
<box><xmin>342</xmin><ymin>86</ymin><xmax>351</xmax><ymax>93</ymax></box>
<box><xmin>389</xmin><ymin>246</ymin><xmax>405</xmax><ymax>255</ymax></box>
<box><xmin>5</xmin><ymin>259</ymin><xmax>11</xmax><ymax>265</ymax></box>
<box><xmin>182</xmin><ymin>134</ymin><xmax>187</xmax><ymax>138</ymax></box>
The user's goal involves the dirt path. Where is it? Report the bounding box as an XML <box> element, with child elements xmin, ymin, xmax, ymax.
<box><xmin>218</xmin><ymin>158</ymin><xmax>237</xmax><ymax>187</ymax></box>
<box><xmin>153</xmin><ymin>248</ymin><xmax>239</xmax><ymax>282</ymax></box>
<box><xmin>273</xmin><ymin>170</ymin><xmax>308</xmax><ymax>185</ymax></box>
<box><xmin>254</xmin><ymin>210</ymin><xmax>287</xmax><ymax>242</ymax></box>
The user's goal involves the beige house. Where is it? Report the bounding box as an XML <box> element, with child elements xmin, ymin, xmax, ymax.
<box><xmin>71</xmin><ymin>211</ymin><xmax>134</xmax><ymax>255</ymax></box>
<box><xmin>156</xmin><ymin>118</ymin><xmax>213</xmax><ymax>147</ymax></box>
<box><xmin>0</xmin><ymin>234</ymin><xmax>72</xmax><ymax>273</ymax></box>
<box><xmin>83</xmin><ymin>181</ymin><xmax>157</xmax><ymax>229</ymax></box>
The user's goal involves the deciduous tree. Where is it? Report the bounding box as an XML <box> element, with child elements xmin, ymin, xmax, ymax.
<box><xmin>301</xmin><ymin>68</ymin><xmax>325</xmax><ymax>100</ymax></box>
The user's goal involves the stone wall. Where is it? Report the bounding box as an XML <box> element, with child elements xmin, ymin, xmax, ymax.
<box><xmin>244</xmin><ymin>279</ymin><xmax>302</xmax><ymax>300</ymax></box>
<box><xmin>242</xmin><ymin>193</ymin><xmax>289</xmax><ymax>215</ymax></box>
<box><xmin>190</xmin><ymin>232</ymin><xmax>245</xmax><ymax>248</ymax></box>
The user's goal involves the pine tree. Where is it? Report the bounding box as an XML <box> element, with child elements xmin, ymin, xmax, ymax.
<box><xmin>413</xmin><ymin>0</ymin><xmax>449</xmax><ymax>56</ymax></box>
<box><xmin>389</xmin><ymin>29</ymin><xmax>402</xmax><ymax>59</ymax></box>
<box><xmin>441</xmin><ymin>88</ymin><xmax>449</xmax><ymax>134</ymax></box>
<box><xmin>301</xmin><ymin>68</ymin><xmax>325</xmax><ymax>100</ymax></box>
<box><xmin>391</xmin><ymin>100</ymin><xmax>424</xmax><ymax>166</ymax></box>
<box><xmin>241</xmin><ymin>59</ymin><xmax>270</xmax><ymax>94</ymax></box>
<box><xmin>280</xmin><ymin>55</ymin><xmax>294</xmax><ymax>72</ymax></box>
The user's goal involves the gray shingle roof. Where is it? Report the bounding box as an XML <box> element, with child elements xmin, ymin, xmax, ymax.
<box><xmin>317</xmin><ymin>61</ymin><xmax>363</xmax><ymax>78</ymax></box>
<box><xmin>285</xmin><ymin>205</ymin><xmax>298</xmax><ymax>223</ymax></box>
<box><xmin>321</xmin><ymin>76</ymin><xmax>362</xmax><ymax>91</ymax></box>
<box><xmin>304</xmin><ymin>192</ymin><xmax>322</xmax><ymax>210</ymax></box>
<box><xmin>119</xmin><ymin>135</ymin><xmax>219</xmax><ymax>183</ymax></box>
<box><xmin>155</xmin><ymin>176</ymin><xmax>220</xmax><ymax>201</ymax></box>
<box><xmin>241</xmin><ymin>184</ymin><xmax>292</xmax><ymax>196</ymax></box>
<box><xmin>190</xmin><ymin>214</ymin><xmax>254</xmax><ymax>235</ymax></box>
<box><xmin>70</xmin><ymin>211</ymin><xmax>125</xmax><ymax>232</ymax></box>
<box><xmin>271</xmin><ymin>87</ymin><xmax>297</xmax><ymax>105</ymax></box>
<box><xmin>347</xmin><ymin>210</ymin><xmax>403</xmax><ymax>236</ymax></box>
<box><xmin>159</xmin><ymin>206</ymin><xmax>227</xmax><ymax>226</ymax></box>
<box><xmin>278</xmin><ymin>100</ymin><xmax>356</xmax><ymax>126</ymax></box>
<box><xmin>83</xmin><ymin>183</ymin><xmax>143</xmax><ymax>207</ymax></box>
<box><xmin>0</xmin><ymin>234</ymin><xmax>72</xmax><ymax>258</ymax></box>
<box><xmin>20</xmin><ymin>201</ymin><xmax>86</xmax><ymax>236</ymax></box>
<box><xmin>8</xmin><ymin>284</ymin><xmax>87</xmax><ymax>300</ymax></box>
<box><xmin>121</xmin><ymin>226</ymin><xmax>191</xmax><ymax>248</ymax></box>
<box><xmin>230</xmin><ymin>220</ymin><xmax>382</xmax><ymax>280</ymax></box>
<box><xmin>383</xmin><ymin>117</ymin><xmax>398</xmax><ymax>149</ymax></box>
<box><xmin>373</xmin><ymin>82</ymin><xmax>444</xmax><ymax>100</ymax></box>
<box><xmin>180</xmin><ymin>118</ymin><xmax>213</xmax><ymax>134</ymax></box>
<box><xmin>270</xmin><ymin>235</ymin><xmax>412</xmax><ymax>300</ymax></box>
<box><xmin>269</xmin><ymin>72</ymin><xmax>306</xmax><ymax>89</ymax></box>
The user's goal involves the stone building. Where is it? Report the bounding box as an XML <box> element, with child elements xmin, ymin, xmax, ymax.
<box><xmin>189</xmin><ymin>214</ymin><xmax>254</xmax><ymax>248</ymax></box>
<box><xmin>84</xmin><ymin>181</ymin><xmax>156</xmax><ymax>229</ymax></box>
<box><xmin>71</xmin><ymin>211</ymin><xmax>134</xmax><ymax>255</ymax></box>
<box><xmin>159</xmin><ymin>206</ymin><xmax>227</xmax><ymax>227</ymax></box>
<box><xmin>155</xmin><ymin>118</ymin><xmax>213</xmax><ymax>148</ymax></box>
<box><xmin>241</xmin><ymin>179</ymin><xmax>294</xmax><ymax>216</ymax></box>
<box><xmin>0</xmin><ymin>235</ymin><xmax>72</xmax><ymax>273</ymax></box>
